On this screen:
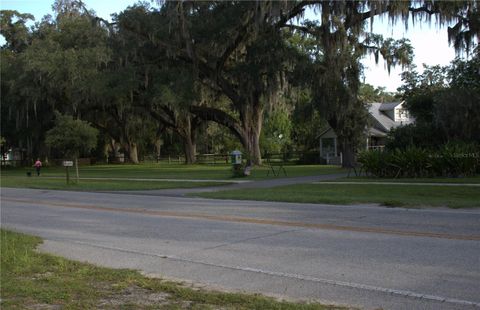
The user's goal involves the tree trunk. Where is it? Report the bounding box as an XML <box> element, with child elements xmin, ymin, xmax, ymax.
<box><xmin>154</xmin><ymin>138</ymin><xmax>162</xmax><ymax>162</ymax></box>
<box><xmin>339</xmin><ymin>139</ymin><xmax>356</xmax><ymax>168</ymax></box>
<box><xmin>239</xmin><ymin>104</ymin><xmax>263</xmax><ymax>165</ymax></box>
<box><xmin>328</xmin><ymin>115</ymin><xmax>359</xmax><ymax>169</ymax></box>
<box><xmin>240</xmin><ymin>126</ymin><xmax>262</xmax><ymax>165</ymax></box>
<box><xmin>128</xmin><ymin>142</ymin><xmax>139</xmax><ymax>164</ymax></box>
<box><xmin>182</xmin><ymin>118</ymin><xmax>197</xmax><ymax>164</ymax></box>
<box><xmin>183</xmin><ymin>136</ymin><xmax>196</xmax><ymax>164</ymax></box>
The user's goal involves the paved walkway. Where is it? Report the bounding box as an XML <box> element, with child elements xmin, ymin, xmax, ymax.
<box><xmin>41</xmin><ymin>176</ymin><xmax>250</xmax><ymax>184</ymax></box>
<box><xmin>110</xmin><ymin>174</ymin><xmax>480</xmax><ymax>197</ymax></box>
<box><xmin>51</xmin><ymin>173</ymin><xmax>479</xmax><ymax>197</ymax></box>
<box><xmin>111</xmin><ymin>173</ymin><xmax>349</xmax><ymax>197</ymax></box>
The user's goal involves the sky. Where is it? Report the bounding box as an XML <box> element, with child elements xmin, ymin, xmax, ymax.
<box><xmin>362</xmin><ymin>17</ymin><xmax>456</xmax><ymax>92</ymax></box>
<box><xmin>1</xmin><ymin>0</ymin><xmax>460</xmax><ymax>92</ymax></box>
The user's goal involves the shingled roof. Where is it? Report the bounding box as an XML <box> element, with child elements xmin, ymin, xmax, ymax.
<box><xmin>368</xmin><ymin>102</ymin><xmax>398</xmax><ymax>132</ymax></box>
<box><xmin>378</xmin><ymin>102</ymin><xmax>402</xmax><ymax>111</ymax></box>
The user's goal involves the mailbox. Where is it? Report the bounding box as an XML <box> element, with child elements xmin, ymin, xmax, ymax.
<box><xmin>231</xmin><ymin>150</ymin><xmax>242</xmax><ymax>165</ymax></box>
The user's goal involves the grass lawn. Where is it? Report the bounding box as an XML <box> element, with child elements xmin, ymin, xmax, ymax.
<box><xmin>197</xmin><ymin>183</ymin><xmax>480</xmax><ymax>208</ymax></box>
<box><xmin>0</xmin><ymin>229</ymin><xmax>343</xmax><ymax>310</ymax></box>
<box><xmin>1</xmin><ymin>163</ymin><xmax>345</xmax><ymax>191</ymax></box>
<box><xmin>1</xmin><ymin>163</ymin><xmax>345</xmax><ymax>179</ymax></box>
<box><xmin>336</xmin><ymin>176</ymin><xmax>480</xmax><ymax>184</ymax></box>
<box><xmin>0</xmin><ymin>176</ymin><xmax>228</xmax><ymax>191</ymax></box>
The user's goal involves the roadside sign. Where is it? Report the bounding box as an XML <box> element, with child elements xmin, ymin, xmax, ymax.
<box><xmin>63</xmin><ymin>161</ymin><xmax>73</xmax><ymax>184</ymax></box>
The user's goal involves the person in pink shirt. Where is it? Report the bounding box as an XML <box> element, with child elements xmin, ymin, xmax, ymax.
<box><xmin>34</xmin><ymin>158</ymin><xmax>42</xmax><ymax>176</ymax></box>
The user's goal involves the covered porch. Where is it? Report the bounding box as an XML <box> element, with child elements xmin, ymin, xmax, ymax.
<box><xmin>318</xmin><ymin>127</ymin><xmax>388</xmax><ymax>165</ymax></box>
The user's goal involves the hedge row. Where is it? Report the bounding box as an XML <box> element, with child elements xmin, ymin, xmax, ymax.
<box><xmin>358</xmin><ymin>143</ymin><xmax>480</xmax><ymax>178</ymax></box>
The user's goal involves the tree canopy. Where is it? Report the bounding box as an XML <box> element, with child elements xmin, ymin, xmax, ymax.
<box><xmin>45</xmin><ymin>112</ymin><xmax>98</xmax><ymax>158</ymax></box>
<box><xmin>1</xmin><ymin>0</ymin><xmax>479</xmax><ymax>166</ymax></box>
<box><xmin>388</xmin><ymin>48</ymin><xmax>480</xmax><ymax>149</ymax></box>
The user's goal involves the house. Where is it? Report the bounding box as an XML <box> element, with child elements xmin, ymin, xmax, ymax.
<box><xmin>1</xmin><ymin>147</ymin><xmax>26</xmax><ymax>167</ymax></box>
<box><xmin>318</xmin><ymin>101</ymin><xmax>413</xmax><ymax>164</ymax></box>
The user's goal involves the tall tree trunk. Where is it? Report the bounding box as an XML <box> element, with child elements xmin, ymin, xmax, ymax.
<box><xmin>181</xmin><ymin>117</ymin><xmax>197</xmax><ymax>164</ymax></box>
<box><xmin>128</xmin><ymin>142</ymin><xmax>139</xmax><ymax>164</ymax></box>
<box><xmin>240</xmin><ymin>124</ymin><xmax>262</xmax><ymax>165</ymax></box>
<box><xmin>183</xmin><ymin>135</ymin><xmax>196</xmax><ymax>164</ymax></box>
<box><xmin>239</xmin><ymin>104</ymin><xmax>263</xmax><ymax>165</ymax></box>
<box><xmin>339</xmin><ymin>139</ymin><xmax>356</xmax><ymax>168</ymax></box>
<box><xmin>154</xmin><ymin>138</ymin><xmax>162</xmax><ymax>162</ymax></box>
<box><xmin>154</xmin><ymin>125</ymin><xmax>165</xmax><ymax>162</ymax></box>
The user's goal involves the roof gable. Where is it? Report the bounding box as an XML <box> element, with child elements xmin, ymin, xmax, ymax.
<box><xmin>368</xmin><ymin>101</ymin><xmax>410</xmax><ymax>131</ymax></box>
<box><xmin>378</xmin><ymin>102</ymin><xmax>402</xmax><ymax>111</ymax></box>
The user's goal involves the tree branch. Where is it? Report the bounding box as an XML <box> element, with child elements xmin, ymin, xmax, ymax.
<box><xmin>216</xmin><ymin>9</ymin><xmax>256</xmax><ymax>73</ymax></box>
<box><xmin>283</xmin><ymin>24</ymin><xmax>317</xmax><ymax>36</ymax></box>
<box><xmin>275</xmin><ymin>1</ymin><xmax>317</xmax><ymax>29</ymax></box>
<box><xmin>190</xmin><ymin>105</ymin><xmax>244</xmax><ymax>141</ymax></box>
<box><xmin>149</xmin><ymin>107</ymin><xmax>177</xmax><ymax>129</ymax></box>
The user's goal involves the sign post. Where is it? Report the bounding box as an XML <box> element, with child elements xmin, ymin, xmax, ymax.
<box><xmin>63</xmin><ymin>160</ymin><xmax>73</xmax><ymax>184</ymax></box>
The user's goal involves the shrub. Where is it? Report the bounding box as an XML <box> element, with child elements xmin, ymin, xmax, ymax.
<box><xmin>358</xmin><ymin>150</ymin><xmax>391</xmax><ymax>177</ymax></box>
<box><xmin>358</xmin><ymin>143</ymin><xmax>479</xmax><ymax>178</ymax></box>
<box><xmin>386</xmin><ymin>123</ymin><xmax>444</xmax><ymax>150</ymax></box>
<box><xmin>297</xmin><ymin>152</ymin><xmax>325</xmax><ymax>164</ymax></box>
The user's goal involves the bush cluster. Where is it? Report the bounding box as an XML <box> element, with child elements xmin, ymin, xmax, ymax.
<box><xmin>358</xmin><ymin>143</ymin><xmax>480</xmax><ymax>178</ymax></box>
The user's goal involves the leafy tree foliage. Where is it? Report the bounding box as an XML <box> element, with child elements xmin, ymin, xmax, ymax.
<box><xmin>159</xmin><ymin>1</ymin><xmax>307</xmax><ymax>164</ymax></box>
<box><xmin>0</xmin><ymin>10</ymin><xmax>34</xmax><ymax>52</ymax></box>
<box><xmin>261</xmin><ymin>107</ymin><xmax>293</xmax><ymax>155</ymax></box>
<box><xmin>0</xmin><ymin>10</ymin><xmax>53</xmax><ymax>158</ymax></box>
<box><xmin>359</xmin><ymin>84</ymin><xmax>398</xmax><ymax>103</ymax></box>
<box><xmin>398</xmin><ymin>65</ymin><xmax>448</xmax><ymax>123</ymax></box>
<box><xmin>45</xmin><ymin>112</ymin><xmax>98</xmax><ymax>180</ymax></box>
<box><xmin>435</xmin><ymin>49</ymin><xmax>480</xmax><ymax>143</ymax></box>
<box><xmin>390</xmin><ymin>49</ymin><xmax>480</xmax><ymax>149</ymax></box>
<box><xmin>45</xmin><ymin>112</ymin><xmax>98</xmax><ymax>158</ymax></box>
<box><xmin>291</xmin><ymin>91</ymin><xmax>328</xmax><ymax>154</ymax></box>
<box><xmin>2</xmin><ymin>0</ymin><xmax>479</xmax><ymax>166</ymax></box>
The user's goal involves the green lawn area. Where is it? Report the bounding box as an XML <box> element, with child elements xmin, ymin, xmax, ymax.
<box><xmin>0</xmin><ymin>176</ymin><xmax>228</xmax><ymax>191</ymax></box>
<box><xmin>27</xmin><ymin>163</ymin><xmax>344</xmax><ymax>179</ymax></box>
<box><xmin>0</xmin><ymin>229</ymin><xmax>342</xmax><ymax>310</ymax></box>
<box><xmin>1</xmin><ymin>163</ymin><xmax>345</xmax><ymax>191</ymax></box>
<box><xmin>335</xmin><ymin>176</ymin><xmax>480</xmax><ymax>184</ymax></box>
<box><xmin>197</xmin><ymin>183</ymin><xmax>480</xmax><ymax>208</ymax></box>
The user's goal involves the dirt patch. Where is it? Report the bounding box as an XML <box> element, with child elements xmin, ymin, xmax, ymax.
<box><xmin>97</xmin><ymin>285</ymin><xmax>170</xmax><ymax>308</ymax></box>
<box><xmin>28</xmin><ymin>304</ymin><xmax>62</xmax><ymax>310</ymax></box>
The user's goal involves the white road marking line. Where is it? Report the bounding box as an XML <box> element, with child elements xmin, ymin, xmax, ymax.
<box><xmin>52</xmin><ymin>239</ymin><xmax>480</xmax><ymax>308</ymax></box>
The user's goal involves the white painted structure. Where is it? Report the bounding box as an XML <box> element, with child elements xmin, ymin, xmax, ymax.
<box><xmin>318</xmin><ymin>101</ymin><xmax>413</xmax><ymax>164</ymax></box>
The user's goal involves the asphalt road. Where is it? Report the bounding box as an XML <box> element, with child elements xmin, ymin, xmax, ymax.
<box><xmin>2</xmin><ymin>187</ymin><xmax>480</xmax><ymax>310</ymax></box>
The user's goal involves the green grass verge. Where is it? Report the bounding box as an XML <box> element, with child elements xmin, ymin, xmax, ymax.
<box><xmin>337</xmin><ymin>176</ymin><xmax>480</xmax><ymax>184</ymax></box>
<box><xmin>196</xmin><ymin>183</ymin><xmax>480</xmax><ymax>208</ymax></box>
<box><xmin>0</xmin><ymin>176</ymin><xmax>228</xmax><ymax>191</ymax></box>
<box><xmin>1</xmin><ymin>164</ymin><xmax>345</xmax><ymax>191</ymax></box>
<box><xmin>1</xmin><ymin>163</ymin><xmax>344</xmax><ymax>180</ymax></box>
<box><xmin>0</xmin><ymin>229</ymin><xmax>343</xmax><ymax>309</ymax></box>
